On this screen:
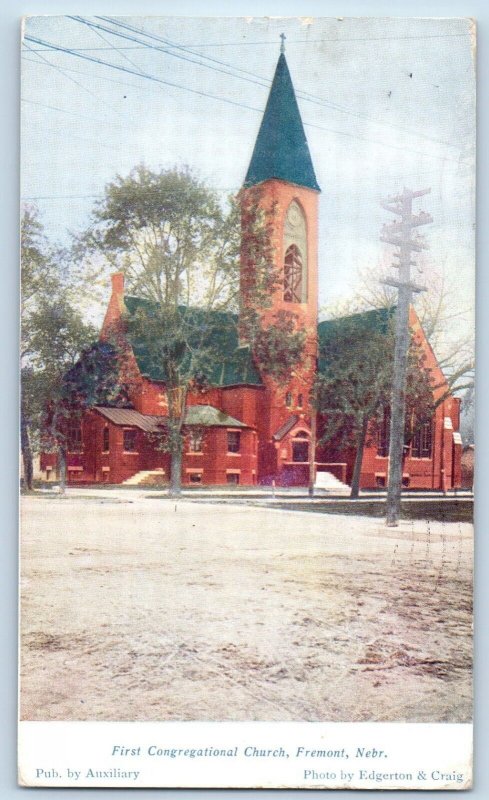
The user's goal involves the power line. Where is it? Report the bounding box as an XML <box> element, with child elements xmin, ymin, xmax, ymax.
<box><xmin>21</xmin><ymin>97</ymin><xmax>128</xmax><ymax>129</ymax></box>
<box><xmin>95</xmin><ymin>15</ymin><xmax>462</xmax><ymax>151</ymax></box>
<box><xmin>26</xmin><ymin>45</ymin><xmax>150</xmax><ymax>52</ymax></box>
<box><xmin>68</xmin><ymin>16</ymin><xmax>162</xmax><ymax>77</ymax></box>
<box><xmin>71</xmin><ymin>16</ymin><xmax>270</xmax><ymax>91</ymax></box>
<box><xmin>23</xmin><ymin>41</ymin><xmax>126</xmax><ymax>122</ymax></box>
<box><xmin>24</xmin><ymin>35</ymin><xmax>467</xmax><ymax>166</ymax></box>
<box><xmin>21</xmin><ymin>54</ymin><xmax>154</xmax><ymax>93</ymax></box>
<box><xmin>24</xmin><ymin>53</ymin><xmax>475</xmax><ymax>171</ymax></box>
<box><xmin>167</xmin><ymin>33</ymin><xmax>471</xmax><ymax>46</ymax></box>
<box><xmin>24</xmin><ymin>35</ymin><xmax>264</xmax><ymax>115</ymax></box>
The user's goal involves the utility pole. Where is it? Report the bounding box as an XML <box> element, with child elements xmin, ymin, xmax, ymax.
<box><xmin>380</xmin><ymin>188</ymin><xmax>432</xmax><ymax>527</ymax></box>
<box><xmin>308</xmin><ymin>407</ymin><xmax>317</xmax><ymax>497</ymax></box>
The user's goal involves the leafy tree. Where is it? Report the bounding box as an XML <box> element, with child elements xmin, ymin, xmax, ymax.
<box><xmin>80</xmin><ymin>165</ymin><xmax>304</xmax><ymax>495</ymax></box>
<box><xmin>20</xmin><ymin>206</ymin><xmax>74</xmax><ymax>489</ymax></box>
<box><xmin>40</xmin><ymin>337</ymin><xmax>132</xmax><ymax>491</ymax></box>
<box><xmin>341</xmin><ymin>258</ymin><xmax>475</xmax><ymax>401</ymax></box>
<box><xmin>313</xmin><ymin>312</ymin><xmax>435</xmax><ymax>498</ymax></box>
<box><xmin>21</xmin><ymin>206</ymin><xmax>125</xmax><ymax>491</ymax></box>
<box><xmin>22</xmin><ymin>292</ymin><xmax>97</xmax><ymax>491</ymax></box>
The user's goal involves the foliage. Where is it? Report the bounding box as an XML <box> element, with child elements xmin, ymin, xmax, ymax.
<box><xmin>21</xmin><ymin>206</ymin><xmax>122</xmax><ymax>490</ymax></box>
<box><xmin>313</xmin><ymin>312</ymin><xmax>435</xmax><ymax>496</ymax></box>
<box><xmin>334</xmin><ymin>257</ymin><xmax>474</xmax><ymax>411</ymax></box>
<box><xmin>81</xmin><ymin>165</ymin><xmax>304</xmax><ymax>494</ymax></box>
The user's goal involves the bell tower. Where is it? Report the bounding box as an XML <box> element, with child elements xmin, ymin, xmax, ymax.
<box><xmin>240</xmin><ymin>39</ymin><xmax>320</xmax><ymax>482</ymax></box>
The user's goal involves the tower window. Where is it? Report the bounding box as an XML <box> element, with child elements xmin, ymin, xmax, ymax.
<box><xmin>284</xmin><ymin>244</ymin><xmax>303</xmax><ymax>303</ymax></box>
<box><xmin>285</xmin><ymin>391</ymin><xmax>292</xmax><ymax>408</ymax></box>
<box><xmin>297</xmin><ymin>393</ymin><xmax>303</xmax><ymax>408</ymax></box>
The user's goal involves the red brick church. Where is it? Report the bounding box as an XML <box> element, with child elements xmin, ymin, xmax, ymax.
<box><xmin>41</xmin><ymin>49</ymin><xmax>462</xmax><ymax>491</ymax></box>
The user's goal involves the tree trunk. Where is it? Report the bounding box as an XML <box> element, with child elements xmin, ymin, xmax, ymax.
<box><xmin>58</xmin><ymin>447</ymin><xmax>67</xmax><ymax>495</ymax></box>
<box><xmin>350</xmin><ymin>413</ymin><xmax>369</xmax><ymax>499</ymax></box>
<box><xmin>169</xmin><ymin>446</ymin><xmax>182</xmax><ymax>497</ymax></box>
<box><xmin>20</xmin><ymin>407</ymin><xmax>33</xmax><ymax>491</ymax></box>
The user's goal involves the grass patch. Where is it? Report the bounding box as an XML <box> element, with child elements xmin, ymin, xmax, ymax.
<box><xmin>268</xmin><ymin>499</ymin><xmax>472</xmax><ymax>523</ymax></box>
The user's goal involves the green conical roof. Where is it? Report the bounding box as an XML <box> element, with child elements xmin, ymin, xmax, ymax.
<box><xmin>244</xmin><ymin>53</ymin><xmax>320</xmax><ymax>192</ymax></box>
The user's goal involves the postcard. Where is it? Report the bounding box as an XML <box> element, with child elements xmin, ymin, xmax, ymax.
<box><xmin>19</xmin><ymin>15</ymin><xmax>474</xmax><ymax>789</ymax></box>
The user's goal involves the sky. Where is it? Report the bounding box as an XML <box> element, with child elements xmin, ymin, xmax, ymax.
<box><xmin>20</xmin><ymin>15</ymin><xmax>475</xmax><ymax>353</ymax></box>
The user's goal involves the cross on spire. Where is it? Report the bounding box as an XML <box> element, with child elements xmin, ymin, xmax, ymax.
<box><xmin>280</xmin><ymin>32</ymin><xmax>286</xmax><ymax>54</ymax></box>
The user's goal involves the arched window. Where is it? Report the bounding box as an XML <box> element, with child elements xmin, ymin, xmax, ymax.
<box><xmin>285</xmin><ymin>391</ymin><xmax>292</xmax><ymax>408</ymax></box>
<box><xmin>284</xmin><ymin>244</ymin><xmax>303</xmax><ymax>303</ymax></box>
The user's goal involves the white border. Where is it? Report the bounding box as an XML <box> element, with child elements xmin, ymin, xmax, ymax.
<box><xmin>4</xmin><ymin>1</ymin><xmax>486</xmax><ymax>797</ymax></box>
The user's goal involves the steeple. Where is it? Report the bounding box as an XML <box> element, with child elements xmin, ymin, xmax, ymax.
<box><xmin>244</xmin><ymin>44</ymin><xmax>320</xmax><ymax>192</ymax></box>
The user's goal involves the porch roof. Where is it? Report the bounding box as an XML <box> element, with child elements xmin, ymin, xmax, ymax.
<box><xmin>94</xmin><ymin>404</ymin><xmax>250</xmax><ymax>431</ymax></box>
<box><xmin>272</xmin><ymin>414</ymin><xmax>299</xmax><ymax>441</ymax></box>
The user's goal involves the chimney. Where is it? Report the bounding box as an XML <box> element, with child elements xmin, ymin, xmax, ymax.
<box><xmin>111</xmin><ymin>272</ymin><xmax>124</xmax><ymax>295</ymax></box>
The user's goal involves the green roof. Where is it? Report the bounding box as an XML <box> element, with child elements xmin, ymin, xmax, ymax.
<box><xmin>94</xmin><ymin>404</ymin><xmax>249</xmax><ymax>429</ymax></box>
<box><xmin>317</xmin><ymin>307</ymin><xmax>395</xmax><ymax>373</ymax></box>
<box><xmin>185</xmin><ymin>405</ymin><xmax>248</xmax><ymax>428</ymax></box>
<box><xmin>123</xmin><ymin>296</ymin><xmax>263</xmax><ymax>388</ymax></box>
<box><xmin>244</xmin><ymin>53</ymin><xmax>320</xmax><ymax>192</ymax></box>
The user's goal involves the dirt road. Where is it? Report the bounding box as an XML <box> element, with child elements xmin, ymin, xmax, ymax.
<box><xmin>20</xmin><ymin>495</ymin><xmax>472</xmax><ymax>722</ymax></box>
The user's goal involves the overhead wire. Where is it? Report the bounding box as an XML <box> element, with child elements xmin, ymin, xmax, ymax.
<box><xmin>24</xmin><ymin>34</ymin><xmax>264</xmax><ymax>115</ymax></box>
<box><xmin>96</xmin><ymin>15</ymin><xmax>463</xmax><ymax>151</ymax></box>
<box><xmin>23</xmin><ymin>41</ymin><xmax>127</xmax><ymax>122</ymax></box>
<box><xmin>23</xmin><ymin>34</ymin><xmax>468</xmax><ymax>166</ymax></box>
<box><xmin>160</xmin><ymin>33</ymin><xmax>472</xmax><ymax>46</ymax></box>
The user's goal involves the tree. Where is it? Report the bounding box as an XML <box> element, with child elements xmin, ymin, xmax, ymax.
<box><xmin>313</xmin><ymin>310</ymin><xmax>435</xmax><ymax>498</ymax></box>
<box><xmin>348</xmin><ymin>258</ymin><xmax>474</xmax><ymax>401</ymax></box>
<box><xmin>20</xmin><ymin>206</ymin><xmax>79</xmax><ymax>489</ymax></box>
<box><xmin>80</xmin><ymin>165</ymin><xmax>304</xmax><ymax>495</ymax></box>
<box><xmin>41</xmin><ymin>337</ymin><xmax>132</xmax><ymax>492</ymax></box>
<box><xmin>23</xmin><ymin>294</ymin><xmax>97</xmax><ymax>492</ymax></box>
<box><xmin>21</xmin><ymin>206</ymin><xmax>51</xmax><ymax>489</ymax></box>
<box><xmin>21</xmin><ymin>206</ymin><xmax>122</xmax><ymax>491</ymax></box>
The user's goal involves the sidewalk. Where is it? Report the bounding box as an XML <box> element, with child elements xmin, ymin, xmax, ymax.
<box><xmin>34</xmin><ymin>484</ymin><xmax>474</xmax><ymax>503</ymax></box>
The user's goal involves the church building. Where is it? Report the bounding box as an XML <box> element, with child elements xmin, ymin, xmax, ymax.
<box><xmin>41</xmin><ymin>47</ymin><xmax>462</xmax><ymax>491</ymax></box>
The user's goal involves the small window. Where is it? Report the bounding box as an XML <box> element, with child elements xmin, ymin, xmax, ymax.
<box><xmin>292</xmin><ymin>438</ymin><xmax>309</xmax><ymax>463</ymax></box>
<box><xmin>189</xmin><ymin>473</ymin><xmax>202</xmax><ymax>484</ymax></box>
<box><xmin>67</xmin><ymin>421</ymin><xmax>83</xmax><ymax>453</ymax></box>
<box><xmin>375</xmin><ymin>475</ymin><xmax>386</xmax><ymax>488</ymax></box>
<box><xmin>227</xmin><ymin>431</ymin><xmax>241</xmax><ymax>453</ymax></box>
<box><xmin>68</xmin><ymin>468</ymin><xmax>83</xmax><ymax>482</ymax></box>
<box><xmin>123</xmin><ymin>429</ymin><xmax>137</xmax><ymax>452</ymax></box>
<box><xmin>103</xmin><ymin>427</ymin><xmax>110</xmax><ymax>452</ymax></box>
<box><xmin>227</xmin><ymin>473</ymin><xmax>240</xmax><ymax>485</ymax></box>
<box><xmin>188</xmin><ymin>430</ymin><xmax>203</xmax><ymax>453</ymax></box>
<box><xmin>402</xmin><ymin>476</ymin><xmax>410</xmax><ymax>488</ymax></box>
<box><xmin>297</xmin><ymin>393</ymin><xmax>303</xmax><ymax>408</ymax></box>
<box><xmin>285</xmin><ymin>391</ymin><xmax>292</xmax><ymax>408</ymax></box>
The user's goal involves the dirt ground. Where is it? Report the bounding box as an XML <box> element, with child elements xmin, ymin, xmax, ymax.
<box><xmin>20</xmin><ymin>494</ymin><xmax>473</xmax><ymax>722</ymax></box>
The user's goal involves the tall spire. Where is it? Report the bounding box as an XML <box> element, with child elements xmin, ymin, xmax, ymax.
<box><xmin>244</xmin><ymin>45</ymin><xmax>320</xmax><ymax>192</ymax></box>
